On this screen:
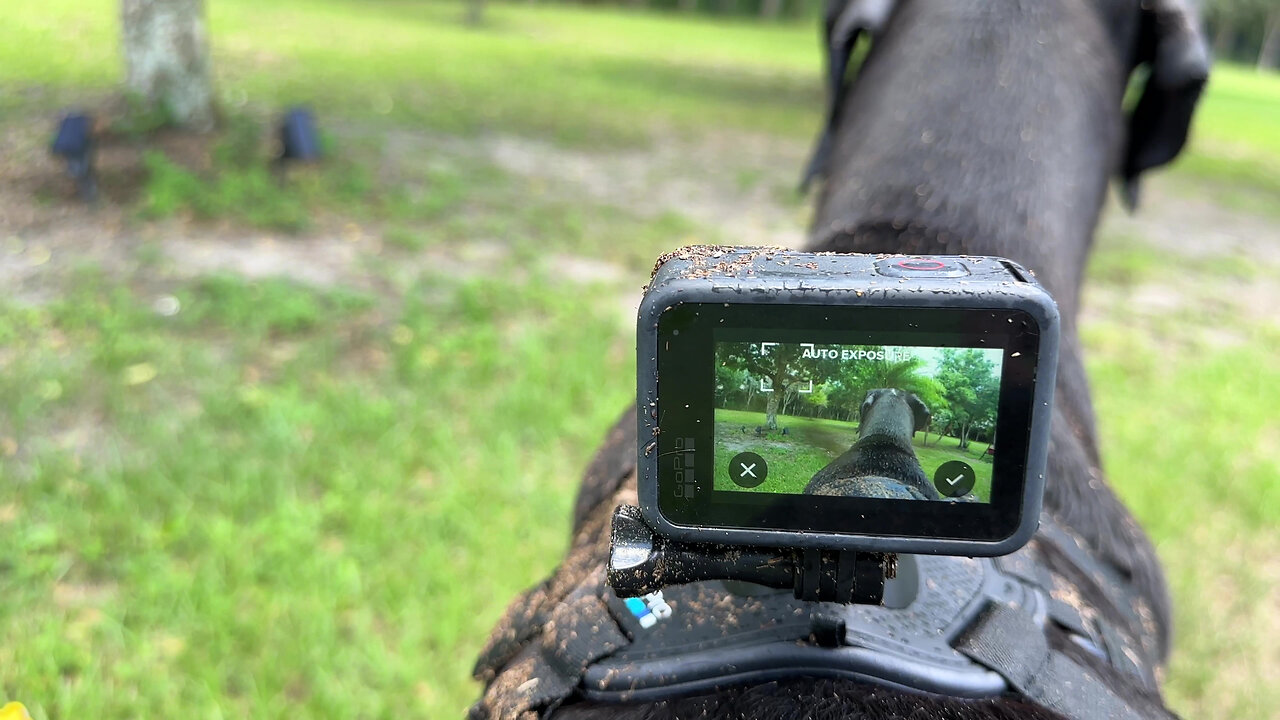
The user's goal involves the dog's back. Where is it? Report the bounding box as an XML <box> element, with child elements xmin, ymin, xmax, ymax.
<box><xmin>471</xmin><ymin>1</ymin><xmax>1209</xmax><ymax>718</ymax></box>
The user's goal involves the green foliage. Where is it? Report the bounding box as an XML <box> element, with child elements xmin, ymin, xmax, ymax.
<box><xmin>136</xmin><ymin>113</ymin><xmax>375</xmax><ymax>232</ymax></box>
<box><xmin>137</xmin><ymin>151</ymin><xmax>203</xmax><ymax>218</ymax></box>
<box><xmin>836</xmin><ymin>357</ymin><xmax>935</xmax><ymax>409</ymax></box>
<box><xmin>139</xmin><ymin>150</ymin><xmax>309</xmax><ymax>231</ymax></box>
<box><xmin>934</xmin><ymin>349</ymin><xmax>999</xmax><ymax>444</ymax></box>
<box><xmin>716</xmin><ymin>343</ymin><xmax>985</xmax><ymax>445</ymax></box>
<box><xmin>719</xmin><ymin>342</ymin><xmax>806</xmax><ymax>389</ymax></box>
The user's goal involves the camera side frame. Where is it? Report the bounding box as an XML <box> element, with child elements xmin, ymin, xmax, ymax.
<box><xmin>635</xmin><ymin>249</ymin><xmax>1059</xmax><ymax>556</ymax></box>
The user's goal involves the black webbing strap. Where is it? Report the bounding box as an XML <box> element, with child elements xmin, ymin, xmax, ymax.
<box><xmin>1096</xmin><ymin>614</ymin><xmax>1151</xmax><ymax>684</ymax></box>
<box><xmin>955</xmin><ymin>601</ymin><xmax>1143</xmax><ymax>720</ymax></box>
<box><xmin>800</xmin><ymin>0</ymin><xmax>895</xmax><ymax>189</ymax></box>
<box><xmin>1034</xmin><ymin>520</ymin><xmax>1159</xmax><ymax>688</ymax></box>
<box><xmin>470</xmin><ymin>572</ymin><xmax>629</xmax><ymax>720</ymax></box>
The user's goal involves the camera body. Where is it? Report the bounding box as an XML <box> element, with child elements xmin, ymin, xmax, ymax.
<box><xmin>636</xmin><ymin>247</ymin><xmax>1058</xmax><ymax>556</ymax></box>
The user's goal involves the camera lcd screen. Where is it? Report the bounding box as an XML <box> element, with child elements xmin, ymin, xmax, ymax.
<box><xmin>654</xmin><ymin>303</ymin><xmax>1042</xmax><ymax>543</ymax></box>
<box><xmin>714</xmin><ymin>341</ymin><xmax>1001</xmax><ymax>503</ymax></box>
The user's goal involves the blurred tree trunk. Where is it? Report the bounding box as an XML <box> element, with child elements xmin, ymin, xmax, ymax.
<box><xmin>467</xmin><ymin>0</ymin><xmax>485</xmax><ymax>25</ymax></box>
<box><xmin>679</xmin><ymin>0</ymin><xmax>697</xmax><ymax>12</ymax></box>
<box><xmin>121</xmin><ymin>0</ymin><xmax>216</xmax><ymax>131</ymax></box>
<box><xmin>1212</xmin><ymin>19</ymin><xmax>1234</xmax><ymax>55</ymax></box>
<box><xmin>717</xmin><ymin>0</ymin><xmax>736</xmax><ymax>14</ymax></box>
<box><xmin>760</xmin><ymin>0</ymin><xmax>782</xmax><ymax>19</ymax></box>
<box><xmin>1260</xmin><ymin>10</ymin><xmax>1279</xmax><ymax>69</ymax></box>
<box><xmin>764</xmin><ymin>386</ymin><xmax>780</xmax><ymax>429</ymax></box>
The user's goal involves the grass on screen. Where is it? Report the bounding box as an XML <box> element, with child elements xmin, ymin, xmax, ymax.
<box><xmin>712</xmin><ymin>409</ymin><xmax>992</xmax><ymax>500</ymax></box>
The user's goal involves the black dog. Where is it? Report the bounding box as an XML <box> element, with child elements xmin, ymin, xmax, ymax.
<box><xmin>473</xmin><ymin>1</ymin><xmax>1208</xmax><ymax>718</ymax></box>
<box><xmin>805</xmin><ymin>389</ymin><xmax>936</xmax><ymax>499</ymax></box>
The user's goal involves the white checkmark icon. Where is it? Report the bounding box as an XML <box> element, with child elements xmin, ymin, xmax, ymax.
<box><xmin>945</xmin><ymin>475</ymin><xmax>963</xmax><ymax>487</ymax></box>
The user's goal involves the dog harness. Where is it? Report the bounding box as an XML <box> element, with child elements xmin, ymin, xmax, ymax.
<box><xmin>470</xmin><ymin>511</ymin><xmax>1173</xmax><ymax>720</ymax></box>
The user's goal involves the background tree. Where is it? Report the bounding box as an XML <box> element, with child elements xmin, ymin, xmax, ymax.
<box><xmin>715</xmin><ymin>363</ymin><xmax>757</xmax><ymax>411</ymax></box>
<box><xmin>926</xmin><ymin>407</ymin><xmax>955</xmax><ymax>447</ymax></box>
<box><xmin>1205</xmin><ymin>0</ymin><xmax>1279</xmax><ymax>68</ymax></box>
<box><xmin>935</xmin><ymin>349</ymin><xmax>1000</xmax><ymax>450</ymax></box>
<box><xmin>122</xmin><ymin>0</ymin><xmax>216</xmax><ymax>131</ymax></box>
<box><xmin>830</xmin><ymin>355</ymin><xmax>942</xmax><ymax>418</ymax></box>
<box><xmin>719</xmin><ymin>342</ymin><xmax>808</xmax><ymax>429</ymax></box>
<box><xmin>800</xmin><ymin>382</ymin><xmax>830</xmax><ymax>417</ymax></box>
<box><xmin>1260</xmin><ymin>8</ymin><xmax>1280</xmax><ymax>70</ymax></box>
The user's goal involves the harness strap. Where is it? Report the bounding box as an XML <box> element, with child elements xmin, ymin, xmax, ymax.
<box><xmin>955</xmin><ymin>601</ymin><xmax>1143</xmax><ymax>720</ymax></box>
<box><xmin>473</xmin><ymin>580</ymin><xmax>554</xmax><ymax>686</ymax></box>
<box><xmin>1036</xmin><ymin>520</ymin><xmax>1159</xmax><ymax>688</ymax></box>
<box><xmin>471</xmin><ymin>500</ymin><xmax>1165</xmax><ymax>720</ymax></box>
<box><xmin>470</xmin><ymin>570</ymin><xmax>628</xmax><ymax>720</ymax></box>
<box><xmin>800</xmin><ymin>0</ymin><xmax>896</xmax><ymax>189</ymax></box>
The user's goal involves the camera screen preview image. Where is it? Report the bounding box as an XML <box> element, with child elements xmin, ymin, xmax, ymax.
<box><xmin>714</xmin><ymin>341</ymin><xmax>1002</xmax><ymax>503</ymax></box>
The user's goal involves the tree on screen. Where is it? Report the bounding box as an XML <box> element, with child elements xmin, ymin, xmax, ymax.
<box><xmin>715</xmin><ymin>363</ymin><xmax>758</xmax><ymax>411</ymax></box>
<box><xmin>718</xmin><ymin>343</ymin><xmax>808</xmax><ymax>429</ymax></box>
<box><xmin>828</xmin><ymin>356</ymin><xmax>940</xmax><ymax>425</ymax></box>
<box><xmin>936</xmin><ymin>349</ymin><xmax>1000</xmax><ymax>449</ymax></box>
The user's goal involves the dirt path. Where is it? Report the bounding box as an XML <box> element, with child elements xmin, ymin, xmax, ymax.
<box><xmin>3</xmin><ymin>125</ymin><xmax>1277</xmax><ymax>326</ymax></box>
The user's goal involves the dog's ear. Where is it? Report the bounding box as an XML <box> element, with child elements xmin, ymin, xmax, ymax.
<box><xmin>906</xmin><ymin>392</ymin><xmax>930</xmax><ymax>433</ymax></box>
<box><xmin>1120</xmin><ymin>0</ymin><xmax>1211</xmax><ymax>209</ymax></box>
<box><xmin>859</xmin><ymin>389</ymin><xmax>881</xmax><ymax>423</ymax></box>
<box><xmin>800</xmin><ymin>0</ymin><xmax>898</xmax><ymax>191</ymax></box>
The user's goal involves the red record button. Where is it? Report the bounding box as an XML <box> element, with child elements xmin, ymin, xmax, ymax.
<box><xmin>896</xmin><ymin>259</ymin><xmax>947</xmax><ymax>271</ymax></box>
<box><xmin>874</xmin><ymin>257</ymin><xmax>970</xmax><ymax>278</ymax></box>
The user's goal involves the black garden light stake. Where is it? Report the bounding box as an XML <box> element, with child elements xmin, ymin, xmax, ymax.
<box><xmin>279</xmin><ymin>107</ymin><xmax>322</xmax><ymax>163</ymax></box>
<box><xmin>51</xmin><ymin>112</ymin><xmax>98</xmax><ymax>202</ymax></box>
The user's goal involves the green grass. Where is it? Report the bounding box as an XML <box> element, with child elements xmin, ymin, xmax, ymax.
<box><xmin>1189</xmin><ymin>64</ymin><xmax>1280</xmax><ymax>161</ymax></box>
<box><xmin>0</xmin><ymin>264</ymin><xmax>634</xmax><ymax>719</ymax></box>
<box><xmin>1084</xmin><ymin>322</ymin><xmax>1280</xmax><ymax>720</ymax></box>
<box><xmin>912</xmin><ymin>438</ymin><xmax>993</xmax><ymax>502</ymax></box>
<box><xmin>0</xmin><ymin>1</ymin><xmax>1277</xmax><ymax>718</ymax></box>
<box><xmin>713</xmin><ymin>410</ymin><xmax>850</xmax><ymax>493</ymax></box>
<box><xmin>0</xmin><ymin>0</ymin><xmax>821</xmax><ymax>145</ymax></box>
<box><xmin>3</xmin><ymin>0</ymin><xmax>1273</xmax><ymax>159</ymax></box>
<box><xmin>3</xmin><ymin>0</ymin><xmax>1274</xmax><ymax>230</ymax></box>
<box><xmin>1168</xmin><ymin>65</ymin><xmax>1280</xmax><ymax>216</ymax></box>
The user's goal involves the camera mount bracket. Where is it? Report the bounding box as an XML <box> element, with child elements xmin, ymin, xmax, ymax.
<box><xmin>608</xmin><ymin>505</ymin><xmax>894</xmax><ymax>605</ymax></box>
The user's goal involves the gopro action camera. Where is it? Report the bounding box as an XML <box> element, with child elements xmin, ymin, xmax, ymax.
<box><xmin>637</xmin><ymin>247</ymin><xmax>1058</xmax><ymax>557</ymax></box>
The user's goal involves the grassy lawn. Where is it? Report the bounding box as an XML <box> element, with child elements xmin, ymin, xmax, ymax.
<box><xmin>0</xmin><ymin>1</ymin><xmax>1276</xmax><ymax>719</ymax></box>
<box><xmin>0</xmin><ymin>0</ymin><xmax>821</xmax><ymax>145</ymax></box>
<box><xmin>1170</xmin><ymin>64</ymin><xmax>1280</xmax><ymax>219</ymax></box>
<box><xmin>714</xmin><ymin>409</ymin><xmax>860</xmax><ymax>493</ymax></box>
<box><xmin>912</xmin><ymin>438</ymin><xmax>993</xmax><ymax>502</ymax></box>
<box><xmin>0</xmin><ymin>265</ymin><xmax>635</xmax><ymax>718</ymax></box>
<box><xmin>713</xmin><ymin>409</ymin><xmax>991</xmax><ymax>500</ymax></box>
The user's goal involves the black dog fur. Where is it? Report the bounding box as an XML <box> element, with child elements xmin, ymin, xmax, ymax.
<box><xmin>805</xmin><ymin>389</ymin><xmax>937</xmax><ymax>500</ymax></box>
<box><xmin>477</xmin><ymin>0</ymin><xmax>1208</xmax><ymax>717</ymax></box>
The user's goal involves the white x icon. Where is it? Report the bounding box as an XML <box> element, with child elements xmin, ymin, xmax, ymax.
<box><xmin>738</xmin><ymin>463</ymin><xmax>757</xmax><ymax>478</ymax></box>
